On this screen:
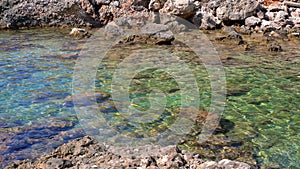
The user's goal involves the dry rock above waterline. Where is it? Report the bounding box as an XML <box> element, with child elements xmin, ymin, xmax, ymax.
<box><xmin>6</xmin><ymin>136</ymin><xmax>252</xmax><ymax>169</ymax></box>
<box><xmin>1</xmin><ymin>0</ymin><xmax>300</xmax><ymax>35</ymax></box>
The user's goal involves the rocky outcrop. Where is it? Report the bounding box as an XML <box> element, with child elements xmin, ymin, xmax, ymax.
<box><xmin>0</xmin><ymin>0</ymin><xmax>98</xmax><ymax>29</ymax></box>
<box><xmin>1</xmin><ymin>0</ymin><xmax>300</xmax><ymax>36</ymax></box>
<box><xmin>6</xmin><ymin>136</ymin><xmax>252</xmax><ymax>169</ymax></box>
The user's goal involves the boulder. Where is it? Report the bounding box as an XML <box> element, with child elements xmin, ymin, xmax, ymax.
<box><xmin>216</xmin><ymin>0</ymin><xmax>260</xmax><ymax>23</ymax></box>
<box><xmin>160</xmin><ymin>0</ymin><xmax>196</xmax><ymax>19</ymax></box>
<box><xmin>105</xmin><ymin>21</ymin><xmax>125</xmax><ymax>38</ymax></box>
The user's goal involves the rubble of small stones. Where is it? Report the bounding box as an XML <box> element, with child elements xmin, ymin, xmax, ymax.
<box><xmin>6</xmin><ymin>136</ymin><xmax>252</xmax><ymax>169</ymax></box>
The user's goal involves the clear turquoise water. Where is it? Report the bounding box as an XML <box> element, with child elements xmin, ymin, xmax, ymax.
<box><xmin>0</xmin><ymin>30</ymin><xmax>76</xmax><ymax>124</ymax></box>
<box><xmin>0</xmin><ymin>29</ymin><xmax>299</xmax><ymax>168</ymax></box>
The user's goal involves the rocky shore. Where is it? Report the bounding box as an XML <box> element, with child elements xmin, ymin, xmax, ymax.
<box><xmin>6</xmin><ymin>136</ymin><xmax>253</xmax><ymax>169</ymax></box>
<box><xmin>1</xmin><ymin>0</ymin><xmax>300</xmax><ymax>33</ymax></box>
<box><xmin>1</xmin><ymin>0</ymin><xmax>300</xmax><ymax>168</ymax></box>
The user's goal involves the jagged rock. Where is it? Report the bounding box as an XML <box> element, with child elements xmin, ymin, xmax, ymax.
<box><xmin>0</xmin><ymin>0</ymin><xmax>98</xmax><ymax>29</ymax></box>
<box><xmin>245</xmin><ymin>16</ymin><xmax>262</xmax><ymax>28</ymax></box>
<box><xmin>216</xmin><ymin>0</ymin><xmax>260</xmax><ymax>23</ymax></box>
<box><xmin>160</xmin><ymin>0</ymin><xmax>196</xmax><ymax>19</ymax></box>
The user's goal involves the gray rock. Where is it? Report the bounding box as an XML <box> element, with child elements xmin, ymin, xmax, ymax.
<box><xmin>159</xmin><ymin>14</ymin><xmax>189</xmax><ymax>33</ymax></box>
<box><xmin>141</xmin><ymin>23</ymin><xmax>169</xmax><ymax>34</ymax></box>
<box><xmin>117</xmin><ymin>23</ymin><xmax>175</xmax><ymax>45</ymax></box>
<box><xmin>0</xmin><ymin>0</ymin><xmax>98</xmax><ymax>29</ymax></box>
<box><xmin>160</xmin><ymin>0</ymin><xmax>196</xmax><ymax>19</ymax></box>
<box><xmin>140</xmin><ymin>23</ymin><xmax>175</xmax><ymax>43</ymax></box>
<box><xmin>245</xmin><ymin>16</ymin><xmax>262</xmax><ymax>27</ymax></box>
<box><xmin>105</xmin><ymin>21</ymin><xmax>125</xmax><ymax>37</ymax></box>
<box><xmin>216</xmin><ymin>0</ymin><xmax>260</xmax><ymax>22</ymax></box>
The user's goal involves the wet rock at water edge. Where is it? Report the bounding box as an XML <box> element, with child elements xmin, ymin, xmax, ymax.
<box><xmin>216</xmin><ymin>30</ymin><xmax>246</xmax><ymax>45</ymax></box>
<box><xmin>118</xmin><ymin>23</ymin><xmax>175</xmax><ymax>45</ymax></box>
<box><xmin>69</xmin><ymin>28</ymin><xmax>91</xmax><ymax>39</ymax></box>
<box><xmin>104</xmin><ymin>21</ymin><xmax>125</xmax><ymax>38</ymax></box>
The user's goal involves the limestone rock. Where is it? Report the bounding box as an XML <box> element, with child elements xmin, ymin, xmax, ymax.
<box><xmin>216</xmin><ymin>0</ymin><xmax>260</xmax><ymax>23</ymax></box>
<box><xmin>160</xmin><ymin>0</ymin><xmax>196</xmax><ymax>19</ymax></box>
<box><xmin>245</xmin><ymin>16</ymin><xmax>262</xmax><ymax>28</ymax></box>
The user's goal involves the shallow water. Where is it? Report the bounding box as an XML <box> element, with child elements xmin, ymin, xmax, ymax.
<box><xmin>0</xmin><ymin>29</ymin><xmax>299</xmax><ymax>168</ymax></box>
